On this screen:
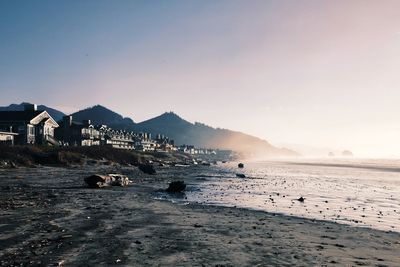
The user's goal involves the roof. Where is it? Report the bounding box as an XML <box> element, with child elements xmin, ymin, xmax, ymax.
<box><xmin>0</xmin><ymin>131</ymin><xmax>19</xmax><ymax>136</ymax></box>
<box><xmin>0</xmin><ymin>110</ymin><xmax>44</xmax><ymax>122</ymax></box>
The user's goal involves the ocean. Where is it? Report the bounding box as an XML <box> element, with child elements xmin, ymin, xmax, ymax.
<box><xmin>158</xmin><ymin>159</ymin><xmax>400</xmax><ymax>233</ymax></box>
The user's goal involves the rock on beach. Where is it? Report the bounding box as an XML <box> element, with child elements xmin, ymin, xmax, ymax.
<box><xmin>84</xmin><ymin>174</ymin><xmax>131</xmax><ymax>188</ymax></box>
<box><xmin>166</xmin><ymin>181</ymin><xmax>186</xmax><ymax>193</ymax></box>
<box><xmin>138</xmin><ymin>164</ymin><xmax>156</xmax><ymax>175</ymax></box>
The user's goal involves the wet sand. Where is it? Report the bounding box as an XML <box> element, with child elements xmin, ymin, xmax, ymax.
<box><xmin>190</xmin><ymin>160</ymin><xmax>400</xmax><ymax>233</ymax></box>
<box><xmin>1</xmin><ymin>165</ymin><xmax>399</xmax><ymax>266</ymax></box>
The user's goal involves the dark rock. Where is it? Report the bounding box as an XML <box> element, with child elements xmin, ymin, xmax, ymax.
<box><xmin>84</xmin><ymin>175</ymin><xmax>108</xmax><ymax>188</ymax></box>
<box><xmin>297</xmin><ymin>197</ymin><xmax>305</xmax><ymax>202</ymax></box>
<box><xmin>236</xmin><ymin>173</ymin><xmax>246</xmax><ymax>178</ymax></box>
<box><xmin>238</xmin><ymin>163</ymin><xmax>244</xmax><ymax>168</ymax></box>
<box><xmin>166</xmin><ymin>181</ymin><xmax>186</xmax><ymax>193</ymax></box>
<box><xmin>138</xmin><ymin>164</ymin><xmax>156</xmax><ymax>175</ymax></box>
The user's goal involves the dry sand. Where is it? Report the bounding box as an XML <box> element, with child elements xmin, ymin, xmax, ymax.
<box><xmin>0</xmin><ymin>165</ymin><xmax>399</xmax><ymax>266</ymax></box>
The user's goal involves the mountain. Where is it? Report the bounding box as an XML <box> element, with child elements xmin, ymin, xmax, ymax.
<box><xmin>136</xmin><ymin>112</ymin><xmax>298</xmax><ymax>157</ymax></box>
<box><xmin>70</xmin><ymin>105</ymin><xmax>135</xmax><ymax>130</ymax></box>
<box><xmin>0</xmin><ymin>102</ymin><xmax>65</xmax><ymax>121</ymax></box>
<box><xmin>135</xmin><ymin>112</ymin><xmax>192</xmax><ymax>142</ymax></box>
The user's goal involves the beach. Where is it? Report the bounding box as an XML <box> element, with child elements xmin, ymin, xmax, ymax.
<box><xmin>186</xmin><ymin>160</ymin><xmax>400</xmax><ymax>233</ymax></box>
<box><xmin>1</xmin><ymin>164</ymin><xmax>400</xmax><ymax>266</ymax></box>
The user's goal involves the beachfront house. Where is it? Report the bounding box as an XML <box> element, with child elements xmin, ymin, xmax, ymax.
<box><xmin>178</xmin><ymin>145</ymin><xmax>196</xmax><ymax>154</ymax></box>
<box><xmin>96</xmin><ymin>125</ymin><xmax>135</xmax><ymax>150</ymax></box>
<box><xmin>0</xmin><ymin>130</ymin><xmax>18</xmax><ymax>146</ymax></box>
<box><xmin>0</xmin><ymin>104</ymin><xmax>59</xmax><ymax>145</ymax></box>
<box><xmin>177</xmin><ymin>145</ymin><xmax>216</xmax><ymax>155</ymax></box>
<box><xmin>154</xmin><ymin>134</ymin><xmax>175</xmax><ymax>151</ymax></box>
<box><xmin>56</xmin><ymin>116</ymin><xmax>176</xmax><ymax>152</ymax></box>
<box><xmin>133</xmin><ymin>132</ymin><xmax>160</xmax><ymax>151</ymax></box>
<box><xmin>56</xmin><ymin>118</ymin><xmax>137</xmax><ymax>149</ymax></box>
<box><xmin>56</xmin><ymin>116</ymin><xmax>100</xmax><ymax>146</ymax></box>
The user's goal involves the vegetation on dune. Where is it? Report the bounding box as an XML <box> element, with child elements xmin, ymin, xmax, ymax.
<box><xmin>0</xmin><ymin>145</ymin><xmax>192</xmax><ymax>167</ymax></box>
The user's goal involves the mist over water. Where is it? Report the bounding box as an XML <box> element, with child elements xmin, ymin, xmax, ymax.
<box><xmin>181</xmin><ymin>159</ymin><xmax>400</xmax><ymax>232</ymax></box>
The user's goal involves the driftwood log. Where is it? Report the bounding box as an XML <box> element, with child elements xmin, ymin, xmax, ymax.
<box><xmin>84</xmin><ymin>174</ymin><xmax>131</xmax><ymax>188</ymax></box>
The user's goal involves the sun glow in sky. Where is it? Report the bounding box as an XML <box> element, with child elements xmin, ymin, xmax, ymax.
<box><xmin>1</xmin><ymin>0</ymin><xmax>400</xmax><ymax>157</ymax></box>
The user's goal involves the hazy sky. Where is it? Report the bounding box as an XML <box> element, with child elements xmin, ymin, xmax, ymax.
<box><xmin>1</xmin><ymin>0</ymin><xmax>400</xmax><ymax>157</ymax></box>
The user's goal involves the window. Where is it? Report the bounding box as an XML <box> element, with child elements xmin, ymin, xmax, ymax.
<box><xmin>28</xmin><ymin>126</ymin><xmax>35</xmax><ymax>135</ymax></box>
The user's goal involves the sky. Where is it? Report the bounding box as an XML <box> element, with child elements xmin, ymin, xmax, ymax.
<box><xmin>1</xmin><ymin>0</ymin><xmax>400</xmax><ymax>157</ymax></box>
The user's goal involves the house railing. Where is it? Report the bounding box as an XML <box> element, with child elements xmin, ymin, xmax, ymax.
<box><xmin>45</xmin><ymin>135</ymin><xmax>60</xmax><ymax>146</ymax></box>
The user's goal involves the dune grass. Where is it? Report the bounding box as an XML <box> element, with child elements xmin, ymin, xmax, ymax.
<box><xmin>0</xmin><ymin>145</ymin><xmax>191</xmax><ymax>167</ymax></box>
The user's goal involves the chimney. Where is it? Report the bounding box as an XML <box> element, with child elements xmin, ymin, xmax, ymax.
<box><xmin>83</xmin><ymin>119</ymin><xmax>91</xmax><ymax>126</ymax></box>
<box><xmin>24</xmin><ymin>103</ymin><xmax>37</xmax><ymax>111</ymax></box>
<box><xmin>63</xmin><ymin>115</ymin><xmax>72</xmax><ymax>128</ymax></box>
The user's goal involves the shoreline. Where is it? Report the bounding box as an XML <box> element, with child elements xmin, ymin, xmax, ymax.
<box><xmin>1</xmin><ymin>165</ymin><xmax>400</xmax><ymax>266</ymax></box>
